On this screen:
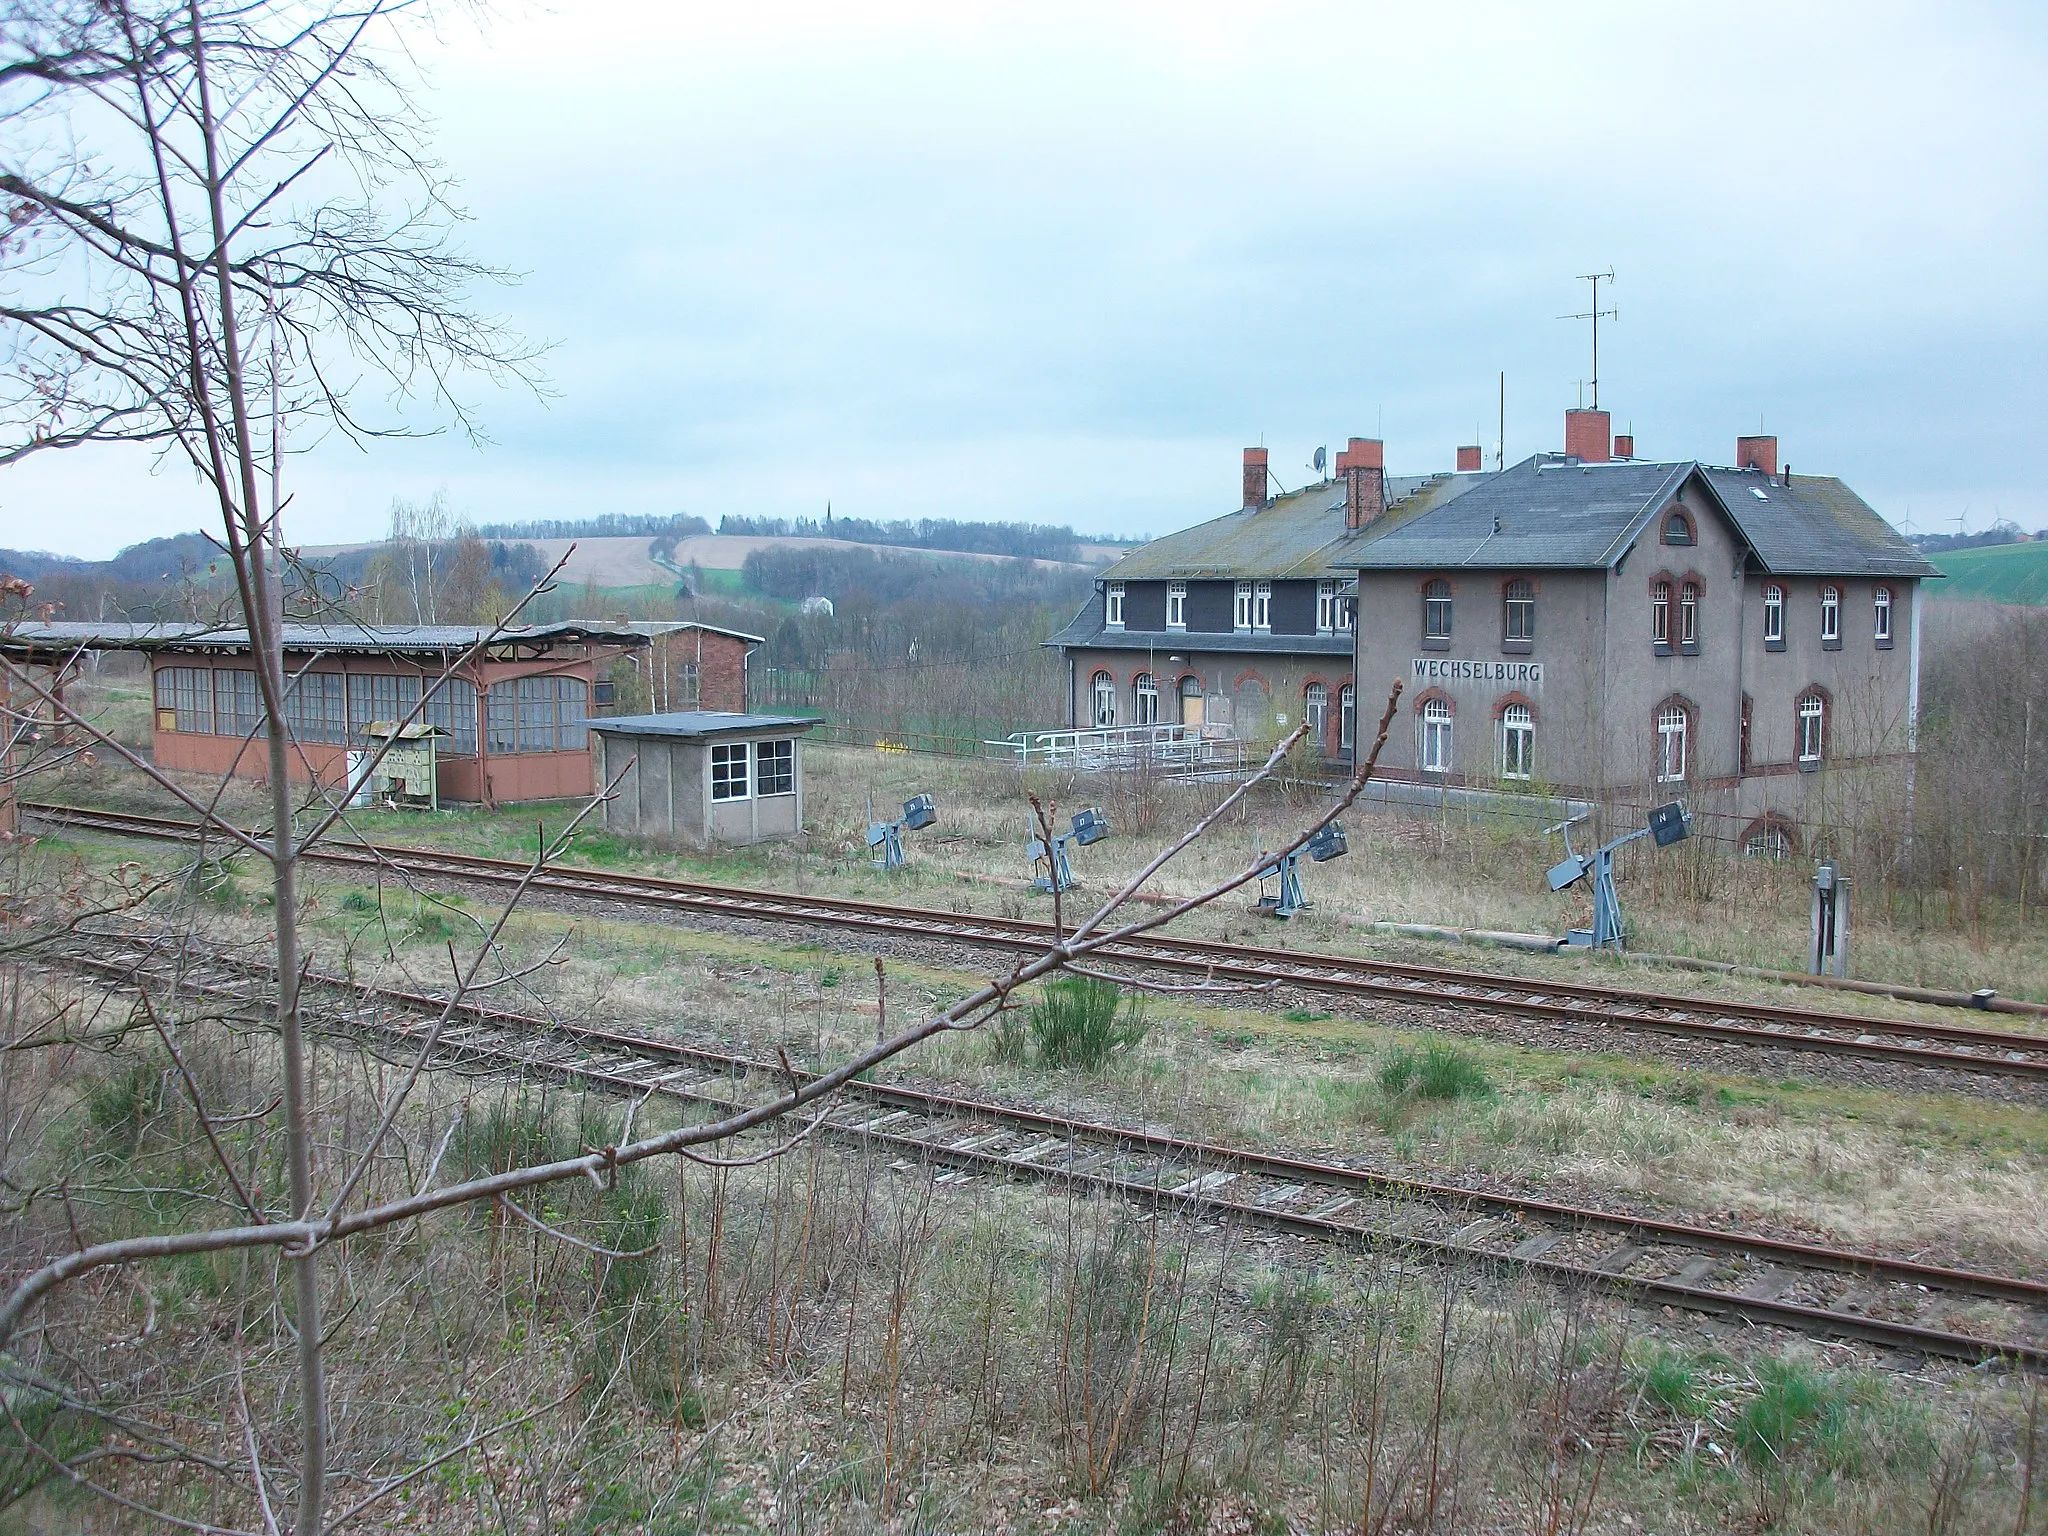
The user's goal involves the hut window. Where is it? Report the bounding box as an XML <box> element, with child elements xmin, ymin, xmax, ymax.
<box><xmin>711</xmin><ymin>742</ymin><xmax>751</xmax><ymax>801</ymax></box>
<box><xmin>756</xmin><ymin>739</ymin><xmax>796</xmax><ymax>797</ymax></box>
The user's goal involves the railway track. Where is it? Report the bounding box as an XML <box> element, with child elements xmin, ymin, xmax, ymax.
<box><xmin>38</xmin><ymin>936</ymin><xmax>2048</xmax><ymax>1369</ymax></box>
<box><xmin>26</xmin><ymin>800</ymin><xmax>2048</xmax><ymax>1085</ymax></box>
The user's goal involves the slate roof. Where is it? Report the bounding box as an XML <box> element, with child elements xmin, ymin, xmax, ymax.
<box><xmin>582</xmin><ymin>711</ymin><xmax>817</xmax><ymax>739</ymax></box>
<box><xmin>1098</xmin><ymin>474</ymin><xmax>1487</xmax><ymax>581</ymax></box>
<box><xmin>1331</xmin><ymin>455</ymin><xmax>1938</xmax><ymax>579</ymax></box>
<box><xmin>0</xmin><ymin>620</ymin><xmax>648</xmax><ymax>657</ymax></box>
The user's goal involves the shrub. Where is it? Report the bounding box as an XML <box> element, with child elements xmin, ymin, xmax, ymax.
<box><xmin>1377</xmin><ymin>1043</ymin><xmax>1493</xmax><ymax>1102</ymax></box>
<box><xmin>84</xmin><ymin>1059</ymin><xmax>168</xmax><ymax>1160</ymax></box>
<box><xmin>1027</xmin><ymin>976</ymin><xmax>1147</xmax><ymax>1071</ymax></box>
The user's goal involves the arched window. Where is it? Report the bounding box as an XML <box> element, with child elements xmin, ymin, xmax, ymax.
<box><xmin>1651</xmin><ymin>581</ymin><xmax>1672</xmax><ymax>649</ymax></box>
<box><xmin>1656</xmin><ymin>702</ymin><xmax>1689</xmax><ymax>782</ymax></box>
<box><xmin>1663</xmin><ymin>511</ymin><xmax>1693</xmax><ymax>545</ymax></box>
<box><xmin>1798</xmin><ymin>691</ymin><xmax>1826</xmax><ymax>766</ymax></box>
<box><xmin>1420</xmin><ymin>697</ymin><xmax>1453</xmax><ymax>773</ymax></box>
<box><xmin>1134</xmin><ymin>673</ymin><xmax>1159</xmax><ymax>725</ymax></box>
<box><xmin>1339</xmin><ymin>684</ymin><xmax>1356</xmax><ymax>752</ymax></box>
<box><xmin>1874</xmin><ymin>586</ymin><xmax>1894</xmax><ymax>647</ymax></box>
<box><xmin>1745</xmin><ymin>823</ymin><xmax>1792</xmax><ymax>860</ymax></box>
<box><xmin>1500</xmin><ymin>703</ymin><xmax>1534</xmax><ymax>781</ymax></box>
<box><xmin>1179</xmin><ymin>675</ymin><xmax>1203</xmax><ymax>728</ymax></box>
<box><xmin>1503</xmin><ymin>578</ymin><xmax>1535</xmax><ymax>643</ymax></box>
<box><xmin>1422</xmin><ymin>579</ymin><xmax>1453</xmax><ymax>641</ymax></box>
<box><xmin>1091</xmin><ymin>670</ymin><xmax>1117</xmax><ymax>728</ymax></box>
<box><xmin>1304</xmin><ymin>682</ymin><xmax>1328</xmax><ymax>743</ymax></box>
<box><xmin>1763</xmin><ymin>584</ymin><xmax>1785</xmax><ymax>649</ymax></box>
<box><xmin>1679</xmin><ymin>581</ymin><xmax>1700</xmax><ymax>649</ymax></box>
<box><xmin>1820</xmin><ymin>585</ymin><xmax>1841</xmax><ymax>646</ymax></box>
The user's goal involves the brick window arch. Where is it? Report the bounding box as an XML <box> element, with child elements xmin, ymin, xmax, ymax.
<box><xmin>1741</xmin><ymin>814</ymin><xmax>1801</xmax><ymax>860</ymax></box>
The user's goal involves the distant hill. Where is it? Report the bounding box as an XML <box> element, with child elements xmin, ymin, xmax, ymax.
<box><xmin>1929</xmin><ymin>541</ymin><xmax>2048</xmax><ymax>604</ymax></box>
<box><xmin>0</xmin><ymin>531</ymin><xmax>226</xmax><ymax>586</ymax></box>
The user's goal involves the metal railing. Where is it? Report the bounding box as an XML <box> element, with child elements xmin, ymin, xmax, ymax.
<box><xmin>984</xmin><ymin>723</ymin><xmax>1249</xmax><ymax>771</ymax></box>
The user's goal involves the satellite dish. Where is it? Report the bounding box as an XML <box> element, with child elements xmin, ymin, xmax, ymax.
<box><xmin>1312</xmin><ymin>445</ymin><xmax>1327</xmax><ymax>475</ymax></box>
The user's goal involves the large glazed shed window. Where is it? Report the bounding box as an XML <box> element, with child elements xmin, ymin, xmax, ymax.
<box><xmin>487</xmin><ymin>676</ymin><xmax>588</xmax><ymax>755</ymax></box>
<box><xmin>711</xmin><ymin>742</ymin><xmax>750</xmax><ymax>801</ymax></box>
<box><xmin>756</xmin><ymin>739</ymin><xmax>795</xmax><ymax>797</ymax></box>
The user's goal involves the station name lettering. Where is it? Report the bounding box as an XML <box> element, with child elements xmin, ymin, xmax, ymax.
<box><xmin>1410</xmin><ymin>657</ymin><xmax>1543</xmax><ymax>687</ymax></box>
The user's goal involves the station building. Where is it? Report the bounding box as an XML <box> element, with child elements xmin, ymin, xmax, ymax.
<box><xmin>2</xmin><ymin>620</ymin><xmax>646</xmax><ymax>806</ymax></box>
<box><xmin>1049</xmin><ymin>412</ymin><xmax>1937</xmax><ymax>849</ymax></box>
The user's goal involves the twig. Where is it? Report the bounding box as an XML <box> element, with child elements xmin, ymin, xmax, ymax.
<box><xmin>493</xmin><ymin>1196</ymin><xmax>656</xmax><ymax>1261</ymax></box>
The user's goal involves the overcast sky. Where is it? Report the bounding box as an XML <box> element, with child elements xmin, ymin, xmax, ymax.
<box><xmin>11</xmin><ymin>0</ymin><xmax>2046</xmax><ymax>558</ymax></box>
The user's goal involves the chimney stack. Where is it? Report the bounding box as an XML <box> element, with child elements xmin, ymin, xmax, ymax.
<box><xmin>1736</xmin><ymin>435</ymin><xmax>1779</xmax><ymax>477</ymax></box>
<box><xmin>1455</xmin><ymin>444</ymin><xmax>1483</xmax><ymax>473</ymax></box>
<box><xmin>1612</xmin><ymin>434</ymin><xmax>1635</xmax><ymax>459</ymax></box>
<box><xmin>1564</xmin><ymin>408</ymin><xmax>1611</xmax><ymax>463</ymax></box>
<box><xmin>1337</xmin><ymin>437</ymin><xmax>1386</xmax><ymax>531</ymax></box>
<box><xmin>1242</xmin><ymin>447</ymin><xmax>1269</xmax><ymax>509</ymax></box>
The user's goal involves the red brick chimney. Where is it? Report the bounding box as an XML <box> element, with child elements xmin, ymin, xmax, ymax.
<box><xmin>1337</xmin><ymin>437</ymin><xmax>1386</xmax><ymax>531</ymax></box>
<box><xmin>1456</xmin><ymin>444</ymin><xmax>1483</xmax><ymax>472</ymax></box>
<box><xmin>1736</xmin><ymin>435</ymin><xmax>1778</xmax><ymax>476</ymax></box>
<box><xmin>1564</xmin><ymin>408</ymin><xmax>1611</xmax><ymax>463</ymax></box>
<box><xmin>1242</xmin><ymin>447</ymin><xmax>1269</xmax><ymax>509</ymax></box>
<box><xmin>1612</xmin><ymin>434</ymin><xmax>1634</xmax><ymax>459</ymax></box>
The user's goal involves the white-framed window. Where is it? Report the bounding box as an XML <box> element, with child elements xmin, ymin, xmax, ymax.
<box><xmin>1337</xmin><ymin>589</ymin><xmax>1353</xmax><ymax>632</ymax></box>
<box><xmin>1873</xmin><ymin>586</ymin><xmax>1893</xmax><ymax>644</ymax></box>
<box><xmin>1252</xmin><ymin>581</ymin><xmax>1272</xmax><ymax>631</ymax></box>
<box><xmin>1420</xmin><ymin>698</ymin><xmax>1453</xmax><ymax>773</ymax></box>
<box><xmin>1501</xmin><ymin>703</ymin><xmax>1534</xmax><ymax>780</ymax></box>
<box><xmin>711</xmin><ymin>741</ymin><xmax>750</xmax><ymax>801</ymax></box>
<box><xmin>1166</xmin><ymin>581</ymin><xmax>1187</xmax><ymax>630</ymax></box>
<box><xmin>756</xmin><ymin>738</ymin><xmax>796</xmax><ymax>796</ymax></box>
<box><xmin>1422</xmin><ymin>579</ymin><xmax>1452</xmax><ymax>641</ymax></box>
<box><xmin>1104</xmin><ymin>582</ymin><xmax>1124</xmax><ymax>628</ymax></box>
<box><xmin>1798</xmin><ymin>692</ymin><xmax>1826</xmax><ymax>764</ymax></box>
<box><xmin>1134</xmin><ymin>673</ymin><xmax>1158</xmax><ymax>725</ymax></box>
<box><xmin>1503</xmin><ymin>578</ymin><xmax>1535</xmax><ymax>643</ymax></box>
<box><xmin>1763</xmin><ymin>584</ymin><xmax>1785</xmax><ymax>645</ymax></box>
<box><xmin>1745</xmin><ymin>824</ymin><xmax>1792</xmax><ymax>860</ymax></box>
<box><xmin>1820</xmin><ymin>585</ymin><xmax>1841</xmax><ymax>643</ymax></box>
<box><xmin>1339</xmin><ymin>685</ymin><xmax>1356</xmax><ymax>752</ymax></box>
<box><xmin>1091</xmin><ymin>670</ymin><xmax>1117</xmax><ymax>728</ymax></box>
<box><xmin>1304</xmin><ymin>682</ymin><xmax>1327</xmax><ymax>741</ymax></box>
<box><xmin>1234</xmin><ymin>581</ymin><xmax>1254</xmax><ymax>630</ymax></box>
<box><xmin>1656</xmin><ymin>704</ymin><xmax>1689</xmax><ymax>782</ymax></box>
<box><xmin>1651</xmin><ymin>581</ymin><xmax>1672</xmax><ymax>647</ymax></box>
<box><xmin>1680</xmin><ymin>582</ymin><xmax>1700</xmax><ymax>648</ymax></box>
<box><xmin>1316</xmin><ymin>580</ymin><xmax>1339</xmax><ymax>633</ymax></box>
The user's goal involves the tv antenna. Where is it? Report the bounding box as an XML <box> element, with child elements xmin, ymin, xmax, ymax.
<box><xmin>1559</xmin><ymin>269</ymin><xmax>1618</xmax><ymax>409</ymax></box>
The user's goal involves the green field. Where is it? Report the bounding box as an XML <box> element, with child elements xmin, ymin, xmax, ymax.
<box><xmin>1929</xmin><ymin>539</ymin><xmax>2048</xmax><ymax>603</ymax></box>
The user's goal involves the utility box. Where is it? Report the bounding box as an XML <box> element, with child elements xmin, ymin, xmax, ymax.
<box><xmin>586</xmin><ymin>711</ymin><xmax>817</xmax><ymax>848</ymax></box>
<box><xmin>1810</xmin><ymin>861</ymin><xmax>1851</xmax><ymax>977</ymax></box>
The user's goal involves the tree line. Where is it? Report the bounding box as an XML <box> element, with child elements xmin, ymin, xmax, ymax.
<box><xmin>718</xmin><ymin>512</ymin><xmax>1089</xmax><ymax>563</ymax></box>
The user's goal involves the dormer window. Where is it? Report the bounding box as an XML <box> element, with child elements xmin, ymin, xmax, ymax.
<box><xmin>1663</xmin><ymin>510</ymin><xmax>1694</xmax><ymax>546</ymax></box>
<box><xmin>1166</xmin><ymin>581</ymin><xmax>1186</xmax><ymax>629</ymax></box>
<box><xmin>1316</xmin><ymin>580</ymin><xmax>1340</xmax><ymax>633</ymax></box>
<box><xmin>1104</xmin><ymin>581</ymin><xmax>1124</xmax><ymax>629</ymax></box>
<box><xmin>1253</xmin><ymin>581</ymin><xmax>1272</xmax><ymax>632</ymax></box>
<box><xmin>1234</xmin><ymin>581</ymin><xmax>1254</xmax><ymax>630</ymax></box>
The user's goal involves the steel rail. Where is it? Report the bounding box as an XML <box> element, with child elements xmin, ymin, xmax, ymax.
<box><xmin>40</xmin><ymin>941</ymin><xmax>2048</xmax><ymax>1368</ymax></box>
<box><xmin>27</xmin><ymin>801</ymin><xmax>2048</xmax><ymax>1083</ymax></box>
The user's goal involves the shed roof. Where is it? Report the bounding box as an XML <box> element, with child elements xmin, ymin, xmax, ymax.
<box><xmin>583</xmin><ymin>711</ymin><xmax>818</xmax><ymax>739</ymax></box>
<box><xmin>0</xmin><ymin>620</ymin><xmax>648</xmax><ymax>658</ymax></box>
<box><xmin>581</xmin><ymin>620</ymin><xmax>767</xmax><ymax>647</ymax></box>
